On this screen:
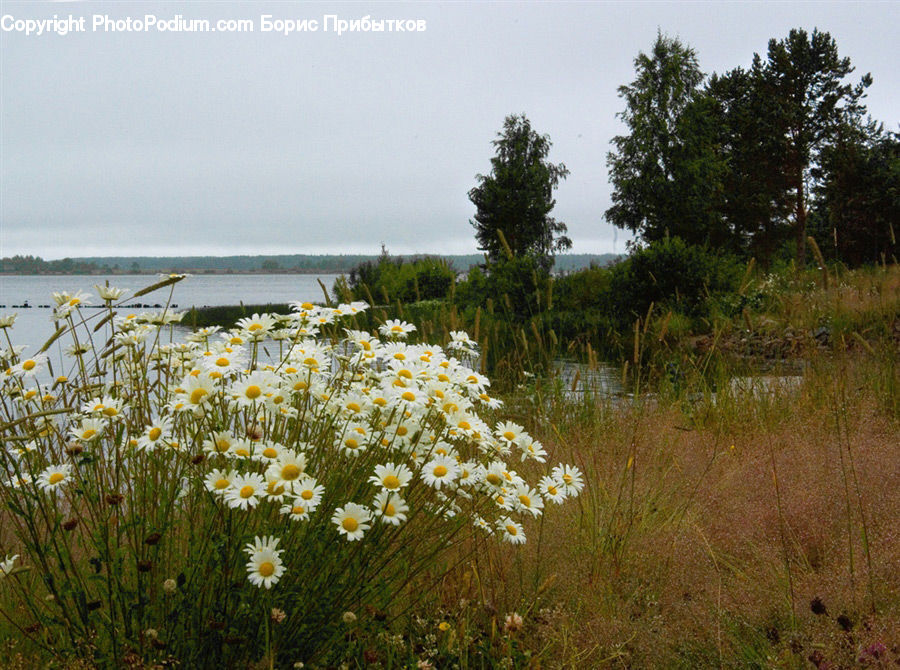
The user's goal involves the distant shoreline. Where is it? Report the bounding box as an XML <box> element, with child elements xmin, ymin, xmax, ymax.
<box><xmin>0</xmin><ymin>253</ymin><xmax>619</xmax><ymax>276</ymax></box>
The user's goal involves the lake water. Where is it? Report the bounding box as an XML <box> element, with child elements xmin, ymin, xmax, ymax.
<box><xmin>0</xmin><ymin>274</ymin><xmax>340</xmax><ymax>354</ymax></box>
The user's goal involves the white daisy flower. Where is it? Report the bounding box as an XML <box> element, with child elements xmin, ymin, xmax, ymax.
<box><xmin>552</xmin><ymin>464</ymin><xmax>585</xmax><ymax>497</ymax></box>
<box><xmin>421</xmin><ymin>455</ymin><xmax>459</xmax><ymax>490</ymax></box>
<box><xmin>369</xmin><ymin>462</ymin><xmax>413</xmax><ymax>491</ymax></box>
<box><xmin>224</xmin><ymin>473</ymin><xmax>266</xmax><ymax>510</ymax></box>
<box><xmin>372</xmin><ymin>491</ymin><xmax>408</xmax><ymax>526</ymax></box>
<box><xmin>37</xmin><ymin>464</ymin><xmax>73</xmax><ymax>492</ymax></box>
<box><xmin>498</xmin><ymin>517</ymin><xmax>526</xmax><ymax>545</ymax></box>
<box><xmin>332</xmin><ymin>502</ymin><xmax>371</xmax><ymax>541</ymax></box>
<box><xmin>244</xmin><ymin>536</ymin><xmax>285</xmax><ymax>589</ymax></box>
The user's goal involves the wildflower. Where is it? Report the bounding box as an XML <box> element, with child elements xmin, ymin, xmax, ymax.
<box><xmin>438</xmin><ymin>621</ymin><xmax>451</xmax><ymax>632</ymax></box>
<box><xmin>421</xmin><ymin>454</ymin><xmax>459</xmax><ymax>490</ymax></box>
<box><xmin>379</xmin><ymin>319</ymin><xmax>416</xmax><ymax>339</ymax></box>
<box><xmin>266</xmin><ymin>451</ymin><xmax>307</xmax><ymax>486</ymax></box>
<box><xmin>37</xmin><ymin>464</ymin><xmax>73</xmax><ymax>492</ymax></box>
<box><xmin>498</xmin><ymin>517</ymin><xmax>526</xmax><ymax>545</ymax></box>
<box><xmin>236</xmin><ymin>313</ymin><xmax>277</xmax><ymax>339</ymax></box>
<box><xmin>223</xmin><ymin>473</ymin><xmax>266</xmax><ymax>510</ymax></box>
<box><xmin>70</xmin><ymin>418</ymin><xmax>106</xmax><ymax>442</ymax></box>
<box><xmin>200</xmin><ymin>346</ymin><xmax>247</xmax><ymax>377</ymax></box>
<box><xmin>270</xmin><ymin>608</ymin><xmax>287</xmax><ymax>624</ymax></box>
<box><xmin>244</xmin><ymin>536</ymin><xmax>285</xmax><ymax>589</ymax></box>
<box><xmin>342</xmin><ymin>611</ymin><xmax>357</xmax><ymax>624</ymax></box>
<box><xmin>373</xmin><ymin>491</ymin><xmax>408</xmax><ymax>525</ymax></box>
<box><xmin>1</xmin><ymin>554</ymin><xmax>19</xmax><ymax>577</ymax></box>
<box><xmin>332</xmin><ymin>502</ymin><xmax>371</xmax><ymax>541</ymax></box>
<box><xmin>228</xmin><ymin>372</ymin><xmax>273</xmax><ymax>407</ymax></box>
<box><xmin>0</xmin><ymin>314</ymin><xmax>16</xmax><ymax>329</ymax></box>
<box><xmin>514</xmin><ymin>485</ymin><xmax>544</xmax><ymax>518</ymax></box>
<box><xmin>537</xmin><ymin>475</ymin><xmax>567</xmax><ymax>504</ymax></box>
<box><xmin>94</xmin><ymin>284</ymin><xmax>128</xmax><ymax>302</ymax></box>
<box><xmin>552</xmin><ymin>464</ymin><xmax>584</xmax><ymax>497</ymax></box>
<box><xmin>503</xmin><ymin>612</ymin><xmax>523</xmax><ymax>634</ymax></box>
<box><xmin>10</xmin><ymin>353</ymin><xmax>49</xmax><ymax>379</ymax></box>
<box><xmin>290</xmin><ymin>475</ymin><xmax>324</xmax><ymax>511</ymax></box>
<box><xmin>203</xmin><ymin>431</ymin><xmax>236</xmax><ymax>456</ymax></box>
<box><xmin>369</xmin><ymin>462</ymin><xmax>413</xmax><ymax>491</ymax></box>
<box><xmin>162</xmin><ymin>579</ymin><xmax>177</xmax><ymax>594</ymax></box>
<box><xmin>204</xmin><ymin>469</ymin><xmax>236</xmax><ymax>494</ymax></box>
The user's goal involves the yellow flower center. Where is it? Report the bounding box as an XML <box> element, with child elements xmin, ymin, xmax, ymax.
<box><xmin>215</xmin><ymin>439</ymin><xmax>230</xmax><ymax>452</ymax></box>
<box><xmin>562</xmin><ymin>474</ymin><xmax>573</xmax><ymax>484</ymax></box>
<box><xmin>189</xmin><ymin>388</ymin><xmax>208</xmax><ymax>405</ymax></box>
<box><xmin>245</xmin><ymin>385</ymin><xmax>262</xmax><ymax>399</ymax></box>
<box><xmin>396</xmin><ymin>426</ymin><xmax>408</xmax><ymax>436</ymax></box>
<box><xmin>518</xmin><ymin>495</ymin><xmax>531</xmax><ymax>506</ymax></box>
<box><xmin>230</xmin><ymin>336</ymin><xmax>243</xmax><ymax>345</ymax></box>
<box><xmin>258</xmin><ymin>561</ymin><xmax>275</xmax><ymax>577</ymax></box>
<box><xmin>390</xmin><ymin>325</ymin><xmax>402</xmax><ymax>332</ymax></box>
<box><xmin>383</xmin><ymin>475</ymin><xmax>401</xmax><ymax>489</ymax></box>
<box><xmin>344</xmin><ymin>438</ymin><xmax>359</xmax><ymax>450</ymax></box>
<box><xmin>503</xmin><ymin>431</ymin><xmax>515</xmax><ymax>441</ymax></box>
<box><xmin>239</xmin><ymin>485</ymin><xmax>254</xmax><ymax>498</ymax></box>
<box><xmin>548</xmin><ymin>485</ymin><xmax>558</xmax><ymax>495</ymax></box>
<box><xmin>284</xmin><ymin>366</ymin><xmax>297</xmax><ymax>374</ymax></box>
<box><xmin>293</xmin><ymin>380</ymin><xmax>308</xmax><ymax>391</ymax></box>
<box><xmin>383</xmin><ymin>503</ymin><xmax>396</xmax><ymax>516</ymax></box>
<box><xmin>267</xmin><ymin>481</ymin><xmax>285</xmax><ymax>495</ymax></box>
<box><xmin>373</xmin><ymin>397</ymin><xmax>387</xmax><ymax>407</ymax></box>
<box><xmin>248</xmin><ymin>323</ymin><xmax>263</xmax><ymax>331</ymax></box>
<box><xmin>398</xmin><ymin>369</ymin><xmax>413</xmax><ymax>379</ymax></box>
<box><xmin>215</xmin><ymin>357</ymin><xmax>230</xmax><ymax>367</ymax></box>
<box><xmin>301</xmin><ymin>489</ymin><xmax>314</xmax><ymax>500</ymax></box>
<box><xmin>506</xmin><ymin>525</ymin><xmax>518</xmax><ymax>536</ymax></box>
<box><xmin>486</xmin><ymin>473</ymin><xmax>502</xmax><ymax>486</ymax></box>
<box><xmin>342</xmin><ymin>517</ymin><xmax>359</xmax><ymax>532</ymax></box>
<box><xmin>301</xmin><ymin>302</ymin><xmax>314</xmax><ymax>310</ymax></box>
<box><xmin>291</xmin><ymin>505</ymin><xmax>306</xmax><ymax>515</ymax></box>
<box><xmin>234</xmin><ymin>448</ymin><xmax>250</xmax><ymax>457</ymax></box>
<box><xmin>215</xmin><ymin>478</ymin><xmax>229</xmax><ymax>489</ymax></box>
<box><xmin>48</xmin><ymin>473</ymin><xmax>65</xmax><ymax>485</ymax></box>
<box><xmin>149</xmin><ymin>427</ymin><xmax>162</xmax><ymax>441</ymax></box>
<box><xmin>262</xmin><ymin>447</ymin><xmax>278</xmax><ymax>458</ymax></box>
<box><xmin>346</xmin><ymin>402</ymin><xmax>361</xmax><ymax>413</ymax></box>
<box><xmin>433</xmin><ymin>465</ymin><xmax>448</xmax><ymax>477</ymax></box>
<box><xmin>401</xmin><ymin>391</ymin><xmax>416</xmax><ymax>402</ymax></box>
<box><xmin>22</xmin><ymin>360</ymin><xmax>36</xmax><ymax>371</ymax></box>
<box><xmin>303</xmin><ymin>357</ymin><xmax>318</xmax><ymax>367</ymax></box>
<box><xmin>82</xmin><ymin>429</ymin><xmax>97</xmax><ymax>439</ymax></box>
<box><xmin>281</xmin><ymin>464</ymin><xmax>301</xmax><ymax>480</ymax></box>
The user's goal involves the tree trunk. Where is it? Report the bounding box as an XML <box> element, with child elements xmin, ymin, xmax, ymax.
<box><xmin>795</xmin><ymin>175</ymin><xmax>807</xmax><ymax>269</ymax></box>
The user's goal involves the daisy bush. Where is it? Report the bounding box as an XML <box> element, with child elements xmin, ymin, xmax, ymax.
<box><xmin>0</xmin><ymin>277</ymin><xmax>582</xmax><ymax>666</ymax></box>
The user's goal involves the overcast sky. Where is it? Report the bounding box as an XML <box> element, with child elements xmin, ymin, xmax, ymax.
<box><xmin>1</xmin><ymin>1</ymin><xmax>897</xmax><ymax>260</ymax></box>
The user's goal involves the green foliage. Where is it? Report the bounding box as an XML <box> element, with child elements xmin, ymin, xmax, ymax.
<box><xmin>469</xmin><ymin>114</ymin><xmax>571</xmax><ymax>271</ymax></box>
<box><xmin>605</xmin><ymin>238</ymin><xmax>741</xmax><ymax>327</ymax></box>
<box><xmin>811</xmin><ymin>128</ymin><xmax>899</xmax><ymax>266</ymax></box>
<box><xmin>606</xmin><ymin>33</ymin><xmax>725</xmax><ymax>245</ymax></box>
<box><xmin>340</xmin><ymin>253</ymin><xmax>456</xmax><ymax>305</ymax></box>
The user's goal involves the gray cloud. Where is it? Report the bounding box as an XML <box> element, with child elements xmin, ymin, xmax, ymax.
<box><xmin>1</xmin><ymin>1</ymin><xmax>896</xmax><ymax>258</ymax></box>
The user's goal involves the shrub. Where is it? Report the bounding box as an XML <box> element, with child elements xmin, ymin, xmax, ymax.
<box><xmin>338</xmin><ymin>254</ymin><xmax>456</xmax><ymax>305</ymax></box>
<box><xmin>606</xmin><ymin>237</ymin><xmax>741</xmax><ymax>328</ymax></box>
<box><xmin>0</xmin><ymin>279</ymin><xmax>581</xmax><ymax>667</ymax></box>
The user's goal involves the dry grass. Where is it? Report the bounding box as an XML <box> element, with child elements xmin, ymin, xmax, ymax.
<box><xmin>501</xmin><ymin>355</ymin><xmax>900</xmax><ymax>668</ymax></box>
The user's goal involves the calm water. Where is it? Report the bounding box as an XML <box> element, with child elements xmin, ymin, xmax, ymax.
<box><xmin>0</xmin><ymin>274</ymin><xmax>340</xmax><ymax>354</ymax></box>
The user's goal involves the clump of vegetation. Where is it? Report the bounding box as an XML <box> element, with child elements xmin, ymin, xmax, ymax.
<box><xmin>0</xmin><ymin>279</ymin><xmax>583</xmax><ymax>667</ymax></box>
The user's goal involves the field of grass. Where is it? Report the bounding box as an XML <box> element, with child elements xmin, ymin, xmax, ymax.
<box><xmin>0</xmin><ymin>266</ymin><xmax>897</xmax><ymax>668</ymax></box>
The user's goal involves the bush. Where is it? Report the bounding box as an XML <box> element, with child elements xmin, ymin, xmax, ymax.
<box><xmin>0</xmin><ymin>280</ymin><xmax>581</xmax><ymax>667</ymax></box>
<box><xmin>337</xmin><ymin>253</ymin><xmax>455</xmax><ymax>305</ymax></box>
<box><xmin>605</xmin><ymin>237</ymin><xmax>741</xmax><ymax>328</ymax></box>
